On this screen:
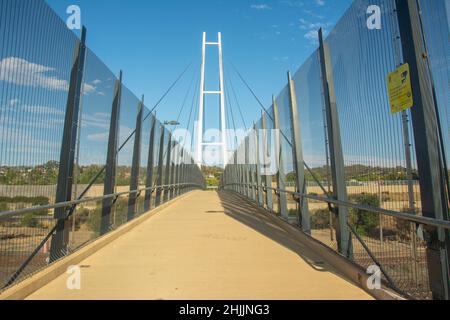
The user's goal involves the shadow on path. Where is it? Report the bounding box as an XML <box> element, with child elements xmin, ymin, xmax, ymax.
<box><xmin>217</xmin><ymin>191</ymin><xmax>349</xmax><ymax>278</ymax></box>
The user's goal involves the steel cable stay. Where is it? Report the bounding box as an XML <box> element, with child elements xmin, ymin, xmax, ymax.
<box><xmin>224</xmin><ymin>59</ymin><xmax>331</xmax><ymax>195</ymax></box>
<box><xmin>155</xmin><ymin>67</ymin><xmax>200</xmax><ymax>185</ymax></box>
<box><xmin>224</xmin><ymin>79</ymin><xmax>239</xmax><ymax>153</ymax></box>
<box><xmin>180</xmin><ymin>75</ymin><xmax>200</xmax><ymax>157</ymax></box>
<box><xmin>225</xmin><ymin>74</ymin><xmax>248</xmax><ymax>131</ymax></box>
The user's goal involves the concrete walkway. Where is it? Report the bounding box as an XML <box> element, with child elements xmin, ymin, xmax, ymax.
<box><xmin>27</xmin><ymin>191</ymin><xmax>372</xmax><ymax>300</ymax></box>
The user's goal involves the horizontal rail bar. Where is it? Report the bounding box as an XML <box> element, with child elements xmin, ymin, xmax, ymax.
<box><xmin>224</xmin><ymin>183</ymin><xmax>450</xmax><ymax>230</ymax></box>
<box><xmin>0</xmin><ymin>183</ymin><xmax>203</xmax><ymax>220</ymax></box>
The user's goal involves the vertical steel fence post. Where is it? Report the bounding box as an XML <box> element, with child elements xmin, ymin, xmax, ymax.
<box><xmin>169</xmin><ymin>142</ymin><xmax>177</xmax><ymax>199</ymax></box>
<box><xmin>396</xmin><ymin>0</ymin><xmax>450</xmax><ymax>300</ymax></box>
<box><xmin>318</xmin><ymin>29</ymin><xmax>351</xmax><ymax>256</ymax></box>
<box><xmin>250</xmin><ymin>132</ymin><xmax>257</xmax><ymax>202</ymax></box>
<box><xmin>235</xmin><ymin>149</ymin><xmax>241</xmax><ymax>194</ymax></box>
<box><xmin>176</xmin><ymin>149</ymin><xmax>183</xmax><ymax>197</ymax></box>
<box><xmin>239</xmin><ymin>145</ymin><xmax>245</xmax><ymax>196</ymax></box>
<box><xmin>127</xmin><ymin>96</ymin><xmax>144</xmax><ymax>221</ymax></box>
<box><xmin>287</xmin><ymin>72</ymin><xmax>311</xmax><ymax>233</ymax></box>
<box><xmin>50</xmin><ymin>27</ymin><xmax>87</xmax><ymax>262</ymax></box>
<box><xmin>233</xmin><ymin>151</ymin><xmax>240</xmax><ymax>193</ymax></box>
<box><xmin>244</xmin><ymin>137</ymin><xmax>250</xmax><ymax>198</ymax></box>
<box><xmin>100</xmin><ymin>71</ymin><xmax>122</xmax><ymax>235</ymax></box>
<box><xmin>254</xmin><ymin>123</ymin><xmax>264</xmax><ymax>207</ymax></box>
<box><xmin>163</xmin><ymin>134</ymin><xmax>173</xmax><ymax>202</ymax></box>
<box><xmin>273</xmin><ymin>97</ymin><xmax>288</xmax><ymax>218</ymax></box>
<box><xmin>155</xmin><ymin>127</ymin><xmax>165</xmax><ymax>207</ymax></box>
<box><xmin>245</xmin><ymin>136</ymin><xmax>253</xmax><ymax>199</ymax></box>
<box><xmin>262</xmin><ymin>112</ymin><xmax>274</xmax><ymax>212</ymax></box>
<box><xmin>144</xmin><ymin>114</ymin><xmax>157</xmax><ymax>212</ymax></box>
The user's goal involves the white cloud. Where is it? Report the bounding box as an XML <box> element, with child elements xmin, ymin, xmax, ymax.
<box><xmin>281</xmin><ymin>0</ymin><xmax>305</xmax><ymax>8</ymax></box>
<box><xmin>304</xmin><ymin>30</ymin><xmax>319</xmax><ymax>40</ymax></box>
<box><xmin>298</xmin><ymin>18</ymin><xmax>333</xmax><ymax>44</ymax></box>
<box><xmin>82</xmin><ymin>113</ymin><xmax>110</xmax><ymax>129</ymax></box>
<box><xmin>251</xmin><ymin>4</ymin><xmax>272</xmax><ymax>10</ymax></box>
<box><xmin>25</xmin><ymin>105</ymin><xmax>65</xmax><ymax>116</ymax></box>
<box><xmin>87</xmin><ymin>132</ymin><xmax>109</xmax><ymax>142</ymax></box>
<box><xmin>83</xmin><ymin>83</ymin><xmax>96</xmax><ymax>95</ymax></box>
<box><xmin>9</xmin><ymin>99</ymin><xmax>20</xmax><ymax>107</ymax></box>
<box><xmin>315</xmin><ymin>0</ymin><xmax>325</xmax><ymax>6</ymax></box>
<box><xmin>83</xmin><ymin>79</ymin><xmax>107</xmax><ymax>96</ymax></box>
<box><xmin>0</xmin><ymin>57</ymin><xmax>69</xmax><ymax>91</ymax></box>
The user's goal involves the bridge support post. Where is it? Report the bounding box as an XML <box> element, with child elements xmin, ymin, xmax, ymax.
<box><xmin>318</xmin><ymin>28</ymin><xmax>351</xmax><ymax>257</ymax></box>
<box><xmin>249</xmin><ymin>132</ymin><xmax>257</xmax><ymax>202</ymax></box>
<box><xmin>100</xmin><ymin>71</ymin><xmax>122</xmax><ymax>235</ymax></box>
<box><xmin>236</xmin><ymin>162</ymin><xmax>240</xmax><ymax>193</ymax></box>
<box><xmin>50</xmin><ymin>27</ymin><xmax>87</xmax><ymax>262</ymax></box>
<box><xmin>163</xmin><ymin>134</ymin><xmax>173</xmax><ymax>203</ymax></box>
<box><xmin>238</xmin><ymin>144</ymin><xmax>246</xmax><ymax>196</ymax></box>
<box><xmin>243</xmin><ymin>137</ymin><xmax>249</xmax><ymax>198</ymax></box>
<box><xmin>287</xmin><ymin>72</ymin><xmax>310</xmax><ymax>233</ymax></box>
<box><xmin>273</xmin><ymin>96</ymin><xmax>288</xmax><ymax>219</ymax></box>
<box><xmin>155</xmin><ymin>127</ymin><xmax>165</xmax><ymax>207</ymax></box>
<box><xmin>169</xmin><ymin>141</ymin><xmax>177</xmax><ymax>200</ymax></box>
<box><xmin>144</xmin><ymin>114</ymin><xmax>157</xmax><ymax>212</ymax></box>
<box><xmin>235</xmin><ymin>149</ymin><xmax>240</xmax><ymax>194</ymax></box>
<box><xmin>128</xmin><ymin>96</ymin><xmax>144</xmax><ymax>221</ymax></box>
<box><xmin>396</xmin><ymin>0</ymin><xmax>450</xmax><ymax>300</ymax></box>
<box><xmin>262</xmin><ymin>112</ymin><xmax>273</xmax><ymax>212</ymax></box>
<box><xmin>176</xmin><ymin>150</ymin><xmax>183</xmax><ymax>197</ymax></box>
<box><xmin>254</xmin><ymin>123</ymin><xmax>264</xmax><ymax>207</ymax></box>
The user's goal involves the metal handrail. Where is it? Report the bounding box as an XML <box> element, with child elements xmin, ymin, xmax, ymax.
<box><xmin>0</xmin><ymin>183</ymin><xmax>203</xmax><ymax>220</ymax></box>
<box><xmin>224</xmin><ymin>183</ymin><xmax>450</xmax><ymax>230</ymax></box>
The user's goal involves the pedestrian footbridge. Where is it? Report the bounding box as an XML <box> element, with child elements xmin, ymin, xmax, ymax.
<box><xmin>10</xmin><ymin>191</ymin><xmax>373</xmax><ymax>300</ymax></box>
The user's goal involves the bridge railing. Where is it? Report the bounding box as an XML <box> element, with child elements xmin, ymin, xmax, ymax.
<box><xmin>0</xmin><ymin>0</ymin><xmax>204</xmax><ymax>292</ymax></box>
<box><xmin>222</xmin><ymin>0</ymin><xmax>450</xmax><ymax>300</ymax></box>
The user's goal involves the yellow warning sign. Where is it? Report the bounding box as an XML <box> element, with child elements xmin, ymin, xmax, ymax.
<box><xmin>387</xmin><ymin>63</ymin><xmax>414</xmax><ymax>114</ymax></box>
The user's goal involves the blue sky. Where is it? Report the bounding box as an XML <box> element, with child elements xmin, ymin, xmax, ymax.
<box><xmin>45</xmin><ymin>0</ymin><xmax>353</xmax><ymax>132</ymax></box>
<box><xmin>0</xmin><ymin>0</ymin><xmax>448</xmax><ymax>174</ymax></box>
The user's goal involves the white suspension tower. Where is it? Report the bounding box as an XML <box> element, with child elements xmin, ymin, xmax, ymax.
<box><xmin>196</xmin><ymin>32</ymin><xmax>228</xmax><ymax>168</ymax></box>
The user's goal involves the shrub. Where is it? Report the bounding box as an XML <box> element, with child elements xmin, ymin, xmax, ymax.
<box><xmin>311</xmin><ymin>209</ymin><xmax>331</xmax><ymax>230</ymax></box>
<box><xmin>395</xmin><ymin>206</ymin><xmax>418</xmax><ymax>241</ymax></box>
<box><xmin>21</xmin><ymin>213</ymin><xmax>40</xmax><ymax>228</ymax></box>
<box><xmin>0</xmin><ymin>202</ymin><xmax>8</xmax><ymax>212</ymax></box>
<box><xmin>87</xmin><ymin>207</ymin><xmax>102</xmax><ymax>233</ymax></box>
<box><xmin>349</xmin><ymin>193</ymin><xmax>380</xmax><ymax>237</ymax></box>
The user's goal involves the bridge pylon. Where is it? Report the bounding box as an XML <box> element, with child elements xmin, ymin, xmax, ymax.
<box><xmin>196</xmin><ymin>32</ymin><xmax>228</xmax><ymax>168</ymax></box>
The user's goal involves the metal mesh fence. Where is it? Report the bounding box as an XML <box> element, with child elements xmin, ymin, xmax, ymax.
<box><xmin>0</xmin><ymin>0</ymin><xmax>77</xmax><ymax>206</ymax></box>
<box><xmin>223</xmin><ymin>0</ymin><xmax>449</xmax><ymax>300</ymax></box>
<box><xmin>0</xmin><ymin>0</ymin><xmax>204</xmax><ymax>292</ymax></box>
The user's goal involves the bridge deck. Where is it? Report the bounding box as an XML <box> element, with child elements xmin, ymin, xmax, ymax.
<box><xmin>27</xmin><ymin>191</ymin><xmax>372</xmax><ymax>300</ymax></box>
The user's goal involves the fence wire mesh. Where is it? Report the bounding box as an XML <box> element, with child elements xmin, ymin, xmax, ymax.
<box><xmin>0</xmin><ymin>0</ymin><xmax>204</xmax><ymax>291</ymax></box>
<box><xmin>223</xmin><ymin>0</ymin><xmax>449</xmax><ymax>300</ymax></box>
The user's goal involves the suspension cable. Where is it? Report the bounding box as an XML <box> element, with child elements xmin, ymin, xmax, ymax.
<box><xmin>227</xmin><ymin>75</ymin><xmax>248</xmax><ymax>131</ymax></box>
<box><xmin>225</xmin><ymin>59</ymin><xmax>331</xmax><ymax>197</ymax></box>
